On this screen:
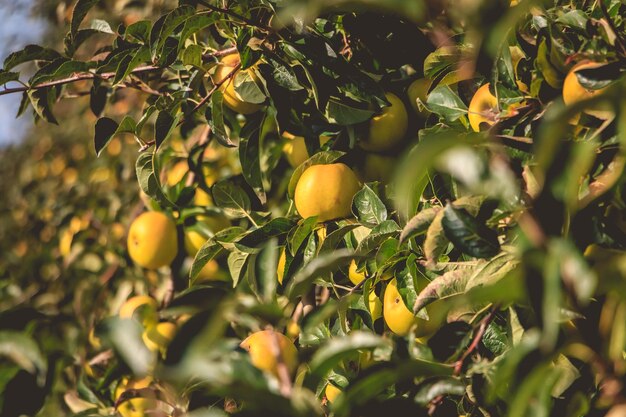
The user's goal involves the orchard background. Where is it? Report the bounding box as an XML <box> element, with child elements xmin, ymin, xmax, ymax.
<box><xmin>1</xmin><ymin>0</ymin><xmax>626</xmax><ymax>416</ymax></box>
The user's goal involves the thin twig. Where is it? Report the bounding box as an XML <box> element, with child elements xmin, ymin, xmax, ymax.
<box><xmin>0</xmin><ymin>65</ymin><xmax>159</xmax><ymax>97</ymax></box>
<box><xmin>453</xmin><ymin>304</ymin><xmax>500</xmax><ymax>375</ymax></box>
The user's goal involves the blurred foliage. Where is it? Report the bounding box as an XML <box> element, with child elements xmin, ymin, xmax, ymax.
<box><xmin>1</xmin><ymin>0</ymin><xmax>626</xmax><ymax>416</ymax></box>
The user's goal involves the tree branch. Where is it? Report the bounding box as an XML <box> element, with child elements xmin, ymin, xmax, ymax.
<box><xmin>0</xmin><ymin>47</ymin><xmax>239</xmax><ymax>98</ymax></box>
<box><xmin>453</xmin><ymin>304</ymin><xmax>500</xmax><ymax>375</ymax></box>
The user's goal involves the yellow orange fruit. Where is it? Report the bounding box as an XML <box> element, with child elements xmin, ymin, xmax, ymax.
<box><xmin>563</xmin><ymin>61</ymin><xmax>613</xmax><ymax>120</ymax></box>
<box><xmin>195</xmin><ymin>259</ymin><xmax>225</xmax><ymax>282</ymax></box>
<box><xmin>166</xmin><ymin>161</ymin><xmax>188</xmax><ymax>186</ymax></box>
<box><xmin>213</xmin><ymin>54</ymin><xmax>263</xmax><ymax>115</ymax></box>
<box><xmin>142</xmin><ymin>322</ymin><xmax>177</xmax><ymax>352</ymax></box>
<box><xmin>468</xmin><ymin>83</ymin><xmax>499</xmax><ymax>132</ymax></box>
<box><xmin>383</xmin><ymin>279</ymin><xmax>416</xmax><ymax>336</ymax></box>
<box><xmin>240</xmin><ymin>330</ymin><xmax>298</xmax><ymax>377</ymax></box>
<box><xmin>127</xmin><ymin>212</ymin><xmax>178</xmax><ymax>269</ymax></box>
<box><xmin>282</xmin><ymin>132</ymin><xmax>331</xmax><ymax>168</ymax></box>
<box><xmin>361</xmin><ymin>93</ymin><xmax>409</xmax><ymax>152</ymax></box>
<box><xmin>383</xmin><ymin>279</ymin><xmax>441</xmax><ymax>337</ymax></box>
<box><xmin>119</xmin><ymin>295</ymin><xmax>159</xmax><ymax>327</ymax></box>
<box><xmin>407</xmin><ymin>78</ymin><xmax>432</xmax><ymax>117</ymax></box>
<box><xmin>348</xmin><ymin>260</ymin><xmax>365</xmax><ymax>285</ymax></box>
<box><xmin>325</xmin><ymin>383</ymin><xmax>342</xmax><ymax>404</ymax></box>
<box><xmin>277</xmin><ymin>248</ymin><xmax>287</xmax><ymax>285</ymax></box>
<box><xmin>294</xmin><ymin>163</ymin><xmax>361</xmax><ymax>222</ymax></box>
<box><xmin>368</xmin><ymin>289</ymin><xmax>383</xmax><ymax>322</ymax></box>
<box><xmin>115</xmin><ymin>377</ymin><xmax>157</xmax><ymax>417</ymax></box>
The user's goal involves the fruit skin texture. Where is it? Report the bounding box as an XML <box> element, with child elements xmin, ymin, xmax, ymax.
<box><xmin>240</xmin><ymin>330</ymin><xmax>298</xmax><ymax>377</ymax></box>
<box><xmin>142</xmin><ymin>322</ymin><xmax>177</xmax><ymax>353</ymax></box>
<box><xmin>325</xmin><ymin>383</ymin><xmax>342</xmax><ymax>404</ymax></box>
<box><xmin>348</xmin><ymin>260</ymin><xmax>365</xmax><ymax>285</ymax></box>
<box><xmin>383</xmin><ymin>279</ymin><xmax>441</xmax><ymax>337</ymax></box>
<box><xmin>294</xmin><ymin>163</ymin><xmax>361</xmax><ymax>222</ymax></box>
<box><xmin>214</xmin><ymin>54</ymin><xmax>262</xmax><ymax>115</ymax></box>
<box><xmin>563</xmin><ymin>61</ymin><xmax>613</xmax><ymax>120</ymax></box>
<box><xmin>119</xmin><ymin>295</ymin><xmax>159</xmax><ymax>327</ymax></box>
<box><xmin>368</xmin><ymin>290</ymin><xmax>383</xmax><ymax>322</ymax></box>
<box><xmin>362</xmin><ymin>92</ymin><xmax>409</xmax><ymax>152</ymax></box>
<box><xmin>383</xmin><ymin>279</ymin><xmax>416</xmax><ymax>336</ymax></box>
<box><xmin>468</xmin><ymin>83</ymin><xmax>498</xmax><ymax>132</ymax></box>
<box><xmin>115</xmin><ymin>377</ymin><xmax>156</xmax><ymax>417</ymax></box>
<box><xmin>127</xmin><ymin>212</ymin><xmax>178</xmax><ymax>269</ymax></box>
<box><xmin>282</xmin><ymin>132</ymin><xmax>331</xmax><ymax>168</ymax></box>
<box><xmin>407</xmin><ymin>78</ymin><xmax>432</xmax><ymax>116</ymax></box>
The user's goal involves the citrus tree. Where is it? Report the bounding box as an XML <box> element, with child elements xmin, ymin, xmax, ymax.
<box><xmin>1</xmin><ymin>0</ymin><xmax>626</xmax><ymax>416</ymax></box>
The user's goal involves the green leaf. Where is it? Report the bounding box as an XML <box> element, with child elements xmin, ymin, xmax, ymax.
<box><xmin>308</xmin><ymin>331</ymin><xmax>387</xmax><ymax>379</ymax></box>
<box><xmin>320</xmin><ymin>224</ymin><xmax>360</xmax><ymax>252</ymax></box>
<box><xmin>352</xmin><ymin>184</ymin><xmax>387</xmax><ymax>227</ymax></box>
<box><xmin>228</xmin><ymin>251</ymin><xmax>249</xmax><ymax>288</ymax></box>
<box><xmin>394</xmin><ymin>128</ymin><xmax>482</xmax><ymax>219</ymax></box>
<box><xmin>399</xmin><ymin>207</ymin><xmax>441</xmax><ymax>244</ymax></box>
<box><xmin>286</xmin><ymin>248</ymin><xmax>356</xmax><ymax>299</ymax></box>
<box><xmin>93</xmin><ymin>116</ymin><xmax>136</xmax><ymax>156</ymax></box>
<box><xmin>442</xmin><ymin>203</ymin><xmax>500</xmax><ymax>259</ymax></box>
<box><xmin>71</xmin><ymin>0</ymin><xmax>100</xmax><ymax>39</ymax></box>
<box><xmin>423</xmin><ymin>210</ymin><xmax>447</xmax><ymax>267</ymax></box>
<box><xmin>575</xmin><ymin>62</ymin><xmax>622</xmax><ymax>90</ymax></box>
<box><xmin>135</xmin><ymin>151</ymin><xmax>175</xmax><ymax>208</ymax></box>
<box><xmin>89</xmin><ymin>19</ymin><xmax>114</xmax><ymax>34</ymax></box>
<box><xmin>125</xmin><ymin>20</ymin><xmax>152</xmax><ymax>43</ymax></box>
<box><xmin>395</xmin><ymin>265</ymin><xmax>419</xmax><ymax>317</ymax></box>
<box><xmin>28</xmin><ymin>88</ymin><xmax>57</xmax><ymax>124</ymax></box>
<box><xmin>356</xmin><ymin>220</ymin><xmax>400</xmax><ymax>254</ymax></box>
<box><xmin>112</xmin><ymin>46</ymin><xmax>150</xmax><ymax>86</ymax></box>
<box><xmin>0</xmin><ymin>331</ymin><xmax>46</xmax><ymax>379</ymax></box>
<box><xmin>181</xmin><ymin>44</ymin><xmax>203</xmax><ymax>68</ymax></box>
<box><xmin>412</xmin><ymin>269</ymin><xmax>471</xmax><ymax>316</ymax></box>
<box><xmin>425</xmin><ymin>85</ymin><xmax>468</xmax><ymax>122</ymax></box>
<box><xmin>3</xmin><ymin>45</ymin><xmax>61</xmax><ymax>70</ymax></box>
<box><xmin>207</xmin><ymin>90</ymin><xmax>235</xmax><ymax>147</ymax></box>
<box><xmin>154</xmin><ymin>110</ymin><xmax>180</xmax><ymax>150</ymax></box>
<box><xmin>151</xmin><ymin>5</ymin><xmax>195</xmax><ymax>60</ymax></box>
<box><xmin>239</xmin><ymin>118</ymin><xmax>266</xmax><ymax>204</ymax></box>
<box><xmin>483</xmin><ymin>321</ymin><xmax>508</xmax><ymax>355</ymax></box>
<box><xmin>190</xmin><ymin>227</ymin><xmax>244</xmax><ymax>281</ymax></box>
<box><xmin>270</xmin><ymin>60</ymin><xmax>304</xmax><ymax>91</ymax></box>
<box><xmin>236</xmin><ymin>218</ymin><xmax>296</xmax><ymax>251</ymax></box>
<box><xmin>290</xmin><ymin>216</ymin><xmax>318</xmax><ymax>255</ymax></box>
<box><xmin>234</xmin><ymin>70</ymin><xmax>266</xmax><ymax>104</ymax></box>
<box><xmin>325</xmin><ymin>98</ymin><xmax>375</xmax><ymax>125</ymax></box>
<box><xmin>89</xmin><ymin>84</ymin><xmax>108</xmax><ymax>117</ymax></box>
<box><xmin>254</xmin><ymin>239</ymin><xmax>279</xmax><ymax>303</ymax></box>
<box><xmin>413</xmin><ymin>377</ymin><xmax>466</xmax><ymax>405</ymax></box>
<box><xmin>100</xmin><ymin>317</ymin><xmax>154</xmax><ymax>376</ymax></box>
<box><xmin>0</xmin><ymin>70</ymin><xmax>19</xmax><ymax>87</ymax></box>
<box><xmin>179</xmin><ymin>14</ymin><xmax>219</xmax><ymax>52</ymax></box>
<box><xmin>211</xmin><ymin>180</ymin><xmax>252</xmax><ymax>218</ymax></box>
